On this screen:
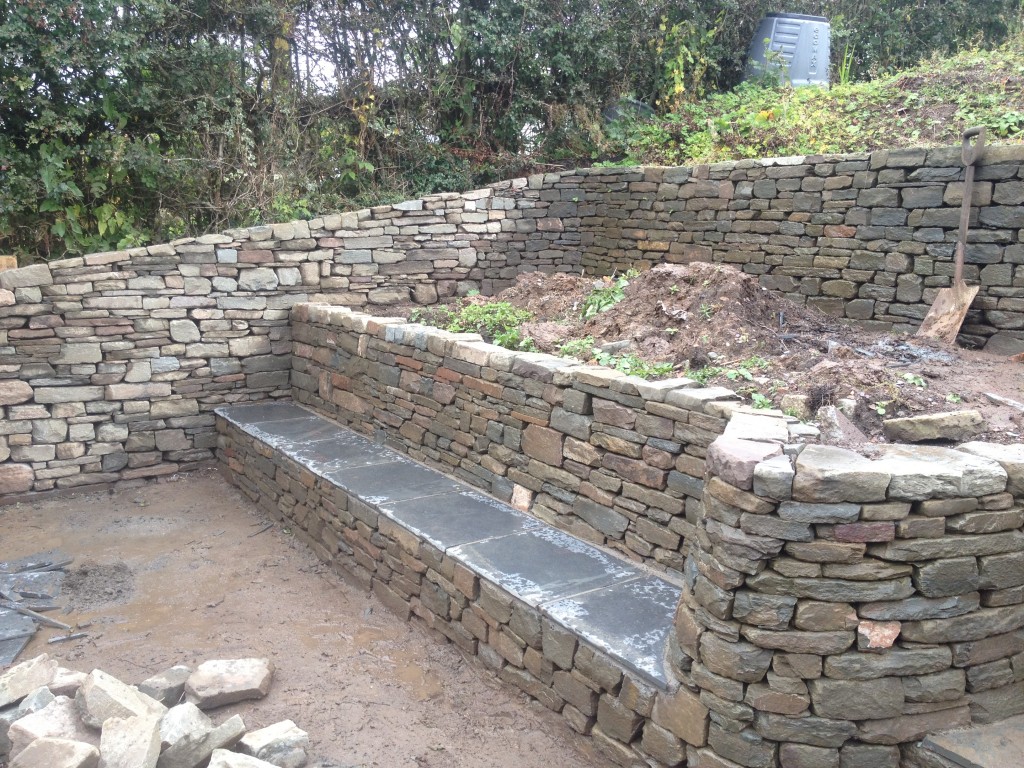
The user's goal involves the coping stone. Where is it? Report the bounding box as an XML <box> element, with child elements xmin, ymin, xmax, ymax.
<box><xmin>377</xmin><ymin>490</ymin><xmax>541</xmax><ymax>551</ymax></box>
<box><xmin>449</xmin><ymin>527</ymin><xmax>641</xmax><ymax>608</ymax></box>
<box><xmin>543</xmin><ymin>576</ymin><xmax>681</xmax><ymax>688</ymax></box>
<box><xmin>325</xmin><ymin>460</ymin><xmax>463</xmax><ymax>505</ymax></box>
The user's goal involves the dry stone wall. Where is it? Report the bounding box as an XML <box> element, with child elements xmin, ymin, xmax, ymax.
<box><xmin>284</xmin><ymin>305</ymin><xmax>1024</xmax><ymax>766</ymax></box>
<box><xmin>0</xmin><ymin>186</ymin><xmax>564</xmax><ymax>495</ymax></box>
<box><xmin>2</xmin><ymin>141</ymin><xmax>1024</xmax><ymax>493</ymax></box>
<box><xmin>680</xmin><ymin>436</ymin><xmax>1024</xmax><ymax>768</ymax></box>
<box><xmin>289</xmin><ymin>302</ymin><xmax>796</xmax><ymax>575</ymax></box>
<box><xmin>538</xmin><ymin>145</ymin><xmax>1024</xmax><ymax>352</ymax></box>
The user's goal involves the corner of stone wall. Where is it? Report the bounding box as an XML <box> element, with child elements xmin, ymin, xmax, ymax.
<box><xmin>673</xmin><ymin>414</ymin><xmax>1024</xmax><ymax>767</ymax></box>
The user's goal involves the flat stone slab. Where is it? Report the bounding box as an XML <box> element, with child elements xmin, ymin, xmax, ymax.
<box><xmin>215</xmin><ymin>402</ymin><xmax>311</xmax><ymax>424</ymax></box>
<box><xmin>1</xmin><ymin>570</ymin><xmax>65</xmax><ymax>600</ymax></box>
<box><xmin>0</xmin><ymin>609</ymin><xmax>37</xmax><ymax>642</ymax></box>
<box><xmin>543</xmin><ymin>576</ymin><xmax>681</xmax><ymax>688</ymax></box>
<box><xmin>921</xmin><ymin>712</ymin><xmax>1024</xmax><ymax>768</ymax></box>
<box><xmin>450</xmin><ymin>527</ymin><xmax>642</xmax><ymax>607</ymax></box>
<box><xmin>0</xmin><ymin>550</ymin><xmax>72</xmax><ymax>574</ymax></box>
<box><xmin>379</xmin><ymin>490</ymin><xmax>541</xmax><ymax>551</ymax></box>
<box><xmin>325</xmin><ymin>459</ymin><xmax>463</xmax><ymax>505</ymax></box>
<box><xmin>280</xmin><ymin>433</ymin><xmax>396</xmax><ymax>475</ymax></box>
<box><xmin>0</xmin><ymin>635</ymin><xmax>32</xmax><ymax>668</ymax></box>
<box><xmin>244</xmin><ymin>416</ymin><xmax>345</xmax><ymax>445</ymax></box>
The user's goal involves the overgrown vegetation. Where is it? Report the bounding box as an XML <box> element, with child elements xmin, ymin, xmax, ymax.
<box><xmin>3</xmin><ymin>1</ymin><xmax>1023</xmax><ymax>261</ymax></box>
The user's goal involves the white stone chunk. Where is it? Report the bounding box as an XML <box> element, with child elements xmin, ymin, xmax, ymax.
<box><xmin>99</xmin><ymin>714</ymin><xmax>161</xmax><ymax>768</ymax></box>
<box><xmin>155</xmin><ymin>714</ymin><xmax>245</xmax><ymax>768</ymax></box>
<box><xmin>10</xmin><ymin>737</ymin><xmax>99</xmax><ymax>768</ymax></box>
<box><xmin>208</xmin><ymin>749</ymin><xmax>280</xmax><ymax>768</ymax></box>
<box><xmin>0</xmin><ymin>655</ymin><xmax>58</xmax><ymax>708</ymax></box>
<box><xmin>185</xmin><ymin>659</ymin><xmax>274</xmax><ymax>710</ymax></box>
<box><xmin>8</xmin><ymin>696</ymin><xmax>97</xmax><ymax>761</ymax></box>
<box><xmin>76</xmin><ymin>669</ymin><xmax>167</xmax><ymax>729</ymax></box>
<box><xmin>159</xmin><ymin>703</ymin><xmax>212</xmax><ymax>750</ymax></box>
<box><xmin>49</xmin><ymin>668</ymin><xmax>88</xmax><ymax>698</ymax></box>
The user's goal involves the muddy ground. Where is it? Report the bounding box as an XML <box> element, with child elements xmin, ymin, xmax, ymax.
<box><xmin>0</xmin><ymin>469</ymin><xmax>612</xmax><ymax>768</ymax></box>
<box><xmin>415</xmin><ymin>263</ymin><xmax>1024</xmax><ymax>445</ymax></box>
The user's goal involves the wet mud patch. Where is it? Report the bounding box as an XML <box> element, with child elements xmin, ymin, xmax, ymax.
<box><xmin>63</xmin><ymin>561</ymin><xmax>135</xmax><ymax>609</ymax></box>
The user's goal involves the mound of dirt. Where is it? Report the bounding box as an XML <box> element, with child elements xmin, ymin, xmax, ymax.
<box><xmin>482</xmin><ymin>263</ymin><xmax>1024</xmax><ymax>445</ymax></box>
<box><xmin>64</xmin><ymin>561</ymin><xmax>135</xmax><ymax>609</ymax></box>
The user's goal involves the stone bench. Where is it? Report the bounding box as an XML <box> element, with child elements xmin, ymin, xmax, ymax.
<box><xmin>215</xmin><ymin>402</ymin><xmax>690</xmax><ymax>738</ymax></box>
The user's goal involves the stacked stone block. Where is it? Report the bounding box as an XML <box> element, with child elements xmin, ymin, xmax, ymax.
<box><xmin>678</xmin><ymin>435</ymin><xmax>1024</xmax><ymax>768</ymax></box>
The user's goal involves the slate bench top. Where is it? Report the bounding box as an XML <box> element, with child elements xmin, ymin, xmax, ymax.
<box><xmin>216</xmin><ymin>401</ymin><xmax>682</xmax><ymax>689</ymax></box>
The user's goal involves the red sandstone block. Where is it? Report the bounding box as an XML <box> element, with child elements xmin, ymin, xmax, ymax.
<box><xmin>835</xmin><ymin>522</ymin><xmax>896</xmax><ymax>542</ymax></box>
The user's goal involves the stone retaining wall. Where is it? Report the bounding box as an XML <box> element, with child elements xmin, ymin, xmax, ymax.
<box><xmin>289</xmin><ymin>302</ymin><xmax>786</xmax><ymax>574</ymax></box>
<box><xmin>0</xmin><ymin>188</ymin><xmax>552</xmax><ymax>495</ymax></box>
<box><xmin>2</xmin><ymin>142</ymin><xmax>1023</xmax><ymax>491</ymax></box>
<box><xmin>286</xmin><ymin>306</ymin><xmax>1024</xmax><ymax>766</ymax></box>
<box><xmin>542</xmin><ymin>146</ymin><xmax>1024</xmax><ymax>351</ymax></box>
<box><xmin>680</xmin><ymin>436</ymin><xmax>1024</xmax><ymax>768</ymax></box>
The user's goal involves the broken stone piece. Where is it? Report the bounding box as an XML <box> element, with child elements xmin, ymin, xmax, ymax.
<box><xmin>238</xmin><ymin>720</ymin><xmax>309</xmax><ymax>768</ymax></box>
<box><xmin>160</xmin><ymin>703</ymin><xmax>213</xmax><ymax>750</ymax></box>
<box><xmin>10</xmin><ymin>737</ymin><xmax>99</xmax><ymax>768</ymax></box>
<box><xmin>883</xmin><ymin>410</ymin><xmax>986</xmax><ymax>443</ymax></box>
<box><xmin>8</xmin><ymin>696</ymin><xmax>98</xmax><ymax>761</ymax></box>
<box><xmin>76</xmin><ymin>669</ymin><xmax>167</xmax><ymax>729</ymax></box>
<box><xmin>0</xmin><ymin>654</ymin><xmax>58</xmax><ymax>708</ymax></box>
<box><xmin>185</xmin><ymin>659</ymin><xmax>274</xmax><ymax>710</ymax></box>
<box><xmin>18</xmin><ymin>686</ymin><xmax>56</xmax><ymax>716</ymax></box>
<box><xmin>208</xmin><ymin>749</ymin><xmax>280</xmax><ymax>768</ymax></box>
<box><xmin>50</xmin><ymin>668</ymin><xmax>88</xmax><ymax>698</ymax></box>
<box><xmin>155</xmin><ymin>713</ymin><xmax>245</xmax><ymax>768</ymax></box>
<box><xmin>99</xmin><ymin>714</ymin><xmax>162</xmax><ymax>768</ymax></box>
<box><xmin>138</xmin><ymin>665</ymin><xmax>191</xmax><ymax>707</ymax></box>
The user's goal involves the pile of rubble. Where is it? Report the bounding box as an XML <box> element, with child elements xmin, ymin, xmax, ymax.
<box><xmin>0</xmin><ymin>654</ymin><xmax>310</xmax><ymax>768</ymax></box>
<box><xmin>0</xmin><ymin>552</ymin><xmax>76</xmax><ymax>667</ymax></box>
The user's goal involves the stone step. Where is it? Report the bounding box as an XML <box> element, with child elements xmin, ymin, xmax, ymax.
<box><xmin>916</xmin><ymin>713</ymin><xmax>1024</xmax><ymax>768</ymax></box>
<box><xmin>216</xmin><ymin>402</ymin><xmax>682</xmax><ymax>689</ymax></box>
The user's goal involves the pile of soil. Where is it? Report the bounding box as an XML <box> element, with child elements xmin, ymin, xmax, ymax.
<box><xmin>423</xmin><ymin>263</ymin><xmax>1024</xmax><ymax>445</ymax></box>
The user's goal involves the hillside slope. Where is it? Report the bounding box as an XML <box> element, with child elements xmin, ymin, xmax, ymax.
<box><xmin>608</xmin><ymin>37</ymin><xmax>1024</xmax><ymax>166</ymax></box>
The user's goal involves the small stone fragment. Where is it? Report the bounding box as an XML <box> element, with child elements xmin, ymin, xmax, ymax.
<box><xmin>10</xmin><ymin>737</ymin><xmax>99</xmax><ymax>768</ymax></box>
<box><xmin>138</xmin><ymin>666</ymin><xmax>191</xmax><ymax>707</ymax></box>
<box><xmin>237</xmin><ymin>720</ymin><xmax>309</xmax><ymax>768</ymax></box>
<box><xmin>185</xmin><ymin>659</ymin><xmax>274</xmax><ymax>710</ymax></box>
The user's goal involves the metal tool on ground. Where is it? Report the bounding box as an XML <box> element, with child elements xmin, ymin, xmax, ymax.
<box><xmin>916</xmin><ymin>126</ymin><xmax>986</xmax><ymax>343</ymax></box>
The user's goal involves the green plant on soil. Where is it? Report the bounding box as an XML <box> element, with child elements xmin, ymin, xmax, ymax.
<box><xmin>581</xmin><ymin>269</ymin><xmax>639</xmax><ymax>319</ymax></box>
<box><xmin>750</xmin><ymin>392</ymin><xmax>773</xmax><ymax>409</ymax></box>
<box><xmin>558</xmin><ymin>337</ymin><xmax>597</xmax><ymax>360</ymax></box>
<box><xmin>592</xmin><ymin>351</ymin><xmax>674</xmax><ymax>379</ymax></box>
<box><xmin>411</xmin><ymin>302</ymin><xmax>536</xmax><ymax>351</ymax></box>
